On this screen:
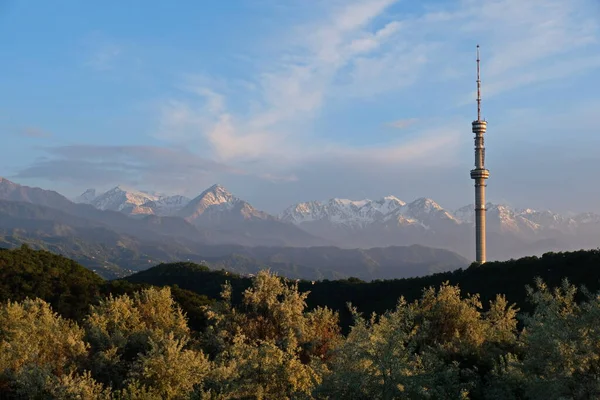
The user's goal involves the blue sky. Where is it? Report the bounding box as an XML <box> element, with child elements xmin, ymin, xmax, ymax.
<box><xmin>2</xmin><ymin>0</ymin><xmax>600</xmax><ymax>213</ymax></box>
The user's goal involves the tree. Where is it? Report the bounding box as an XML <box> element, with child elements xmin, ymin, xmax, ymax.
<box><xmin>85</xmin><ymin>286</ymin><xmax>208</xmax><ymax>397</ymax></box>
<box><xmin>512</xmin><ymin>279</ymin><xmax>600</xmax><ymax>399</ymax></box>
<box><xmin>201</xmin><ymin>271</ymin><xmax>337</xmax><ymax>399</ymax></box>
<box><xmin>0</xmin><ymin>298</ymin><xmax>107</xmax><ymax>398</ymax></box>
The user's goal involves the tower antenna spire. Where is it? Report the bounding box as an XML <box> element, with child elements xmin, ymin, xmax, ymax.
<box><xmin>476</xmin><ymin>44</ymin><xmax>481</xmax><ymax>121</ymax></box>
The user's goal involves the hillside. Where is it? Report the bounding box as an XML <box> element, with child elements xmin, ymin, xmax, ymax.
<box><xmin>0</xmin><ymin>246</ymin><xmax>213</xmax><ymax>330</ymax></box>
<box><xmin>5</xmin><ymin>240</ymin><xmax>600</xmax><ymax>332</ymax></box>
<box><xmin>8</xmin><ymin>245</ymin><xmax>600</xmax><ymax>332</ymax></box>
<box><xmin>0</xmin><ymin>245</ymin><xmax>105</xmax><ymax>320</ymax></box>
<box><xmin>198</xmin><ymin>244</ymin><xmax>469</xmax><ymax>280</ymax></box>
<box><xmin>126</xmin><ymin>248</ymin><xmax>600</xmax><ymax>330</ymax></box>
<box><xmin>0</xmin><ymin>199</ymin><xmax>214</xmax><ymax>279</ymax></box>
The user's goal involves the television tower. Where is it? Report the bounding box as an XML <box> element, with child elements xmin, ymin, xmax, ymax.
<box><xmin>470</xmin><ymin>45</ymin><xmax>489</xmax><ymax>264</ymax></box>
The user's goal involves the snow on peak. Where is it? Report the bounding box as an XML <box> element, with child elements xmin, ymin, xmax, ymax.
<box><xmin>178</xmin><ymin>184</ymin><xmax>240</xmax><ymax>217</ymax></box>
<box><xmin>194</xmin><ymin>184</ymin><xmax>238</xmax><ymax>208</ymax></box>
<box><xmin>88</xmin><ymin>186</ymin><xmax>190</xmax><ymax>216</ymax></box>
<box><xmin>177</xmin><ymin>184</ymin><xmax>271</xmax><ymax>223</ymax></box>
<box><xmin>280</xmin><ymin>195</ymin><xmax>409</xmax><ymax>227</ymax></box>
<box><xmin>396</xmin><ymin>197</ymin><xmax>458</xmax><ymax>225</ymax></box>
<box><xmin>374</xmin><ymin>195</ymin><xmax>406</xmax><ymax>208</ymax></box>
<box><xmin>407</xmin><ymin>197</ymin><xmax>442</xmax><ymax>212</ymax></box>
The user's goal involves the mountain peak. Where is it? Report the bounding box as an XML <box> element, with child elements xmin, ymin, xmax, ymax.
<box><xmin>381</xmin><ymin>195</ymin><xmax>402</xmax><ymax>202</ymax></box>
<box><xmin>87</xmin><ymin>185</ymin><xmax>189</xmax><ymax>216</ymax></box>
<box><xmin>0</xmin><ymin>176</ymin><xmax>16</xmax><ymax>186</ymax></box>
<box><xmin>177</xmin><ymin>184</ymin><xmax>273</xmax><ymax>225</ymax></box>
<box><xmin>197</xmin><ymin>184</ymin><xmax>235</xmax><ymax>203</ymax></box>
<box><xmin>177</xmin><ymin>184</ymin><xmax>240</xmax><ymax>222</ymax></box>
<box><xmin>204</xmin><ymin>183</ymin><xmax>231</xmax><ymax>195</ymax></box>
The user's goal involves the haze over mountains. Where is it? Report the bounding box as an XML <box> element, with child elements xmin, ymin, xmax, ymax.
<box><xmin>76</xmin><ymin>181</ymin><xmax>600</xmax><ymax>260</ymax></box>
<box><xmin>0</xmin><ymin>177</ymin><xmax>468</xmax><ymax>280</ymax></box>
<box><xmin>1</xmin><ymin>176</ymin><xmax>599</xmax><ymax>280</ymax></box>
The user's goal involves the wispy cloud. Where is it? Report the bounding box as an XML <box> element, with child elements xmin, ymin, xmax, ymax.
<box><xmin>156</xmin><ymin>0</ymin><xmax>428</xmax><ymax>163</ymax></box>
<box><xmin>156</xmin><ymin>0</ymin><xmax>599</xmax><ymax>170</ymax></box>
<box><xmin>454</xmin><ymin>0</ymin><xmax>600</xmax><ymax>102</ymax></box>
<box><xmin>16</xmin><ymin>0</ymin><xmax>600</xmax><ymax>212</ymax></box>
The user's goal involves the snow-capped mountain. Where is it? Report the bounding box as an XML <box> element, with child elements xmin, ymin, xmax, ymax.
<box><xmin>176</xmin><ymin>184</ymin><xmax>271</xmax><ymax>225</ymax></box>
<box><xmin>282</xmin><ymin>195</ymin><xmax>580</xmax><ymax>236</ymax></box>
<box><xmin>76</xmin><ymin>186</ymin><xmax>191</xmax><ymax>216</ymax></box>
<box><xmin>280</xmin><ymin>196</ymin><xmax>466</xmax><ymax>251</ymax></box>
<box><xmin>280</xmin><ymin>196</ymin><xmax>456</xmax><ymax>230</ymax></box>
<box><xmin>176</xmin><ymin>184</ymin><xmax>325</xmax><ymax>246</ymax></box>
<box><xmin>280</xmin><ymin>194</ymin><xmax>600</xmax><ymax>259</ymax></box>
<box><xmin>280</xmin><ymin>196</ymin><xmax>406</xmax><ymax>228</ymax></box>
<box><xmin>64</xmin><ymin>179</ymin><xmax>600</xmax><ymax>260</ymax></box>
<box><xmin>453</xmin><ymin>204</ymin><xmax>580</xmax><ymax>236</ymax></box>
<box><xmin>396</xmin><ymin>198</ymin><xmax>459</xmax><ymax>227</ymax></box>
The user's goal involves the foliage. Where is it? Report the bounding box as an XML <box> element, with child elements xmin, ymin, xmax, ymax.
<box><xmin>491</xmin><ymin>279</ymin><xmax>600</xmax><ymax>399</ymax></box>
<box><xmin>84</xmin><ymin>287</ymin><xmax>193</xmax><ymax>390</ymax></box>
<box><xmin>126</xmin><ymin>248</ymin><xmax>600</xmax><ymax>333</ymax></box>
<box><xmin>0</xmin><ymin>245</ymin><xmax>103</xmax><ymax>320</ymax></box>
<box><xmin>4</xmin><ymin>247</ymin><xmax>600</xmax><ymax>398</ymax></box>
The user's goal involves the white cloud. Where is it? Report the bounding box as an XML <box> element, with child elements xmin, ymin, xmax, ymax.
<box><xmin>157</xmin><ymin>0</ymin><xmax>414</xmax><ymax>163</ymax></box>
<box><xmin>154</xmin><ymin>0</ymin><xmax>600</xmax><ymax>188</ymax></box>
<box><xmin>454</xmin><ymin>0</ymin><xmax>600</xmax><ymax>102</ymax></box>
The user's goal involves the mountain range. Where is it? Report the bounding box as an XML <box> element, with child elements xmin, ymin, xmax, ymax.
<box><xmin>1</xmin><ymin>176</ymin><xmax>599</xmax><ymax>279</ymax></box>
<box><xmin>74</xmin><ymin>181</ymin><xmax>600</xmax><ymax>260</ymax></box>
<box><xmin>0</xmin><ymin>177</ymin><xmax>469</xmax><ymax>280</ymax></box>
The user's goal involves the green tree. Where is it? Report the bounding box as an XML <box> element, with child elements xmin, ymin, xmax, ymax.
<box><xmin>85</xmin><ymin>286</ymin><xmax>208</xmax><ymax>398</ymax></box>
<box><xmin>0</xmin><ymin>298</ymin><xmax>108</xmax><ymax>398</ymax></box>
<box><xmin>507</xmin><ymin>279</ymin><xmax>600</xmax><ymax>399</ymax></box>
<box><xmin>201</xmin><ymin>271</ymin><xmax>335</xmax><ymax>399</ymax></box>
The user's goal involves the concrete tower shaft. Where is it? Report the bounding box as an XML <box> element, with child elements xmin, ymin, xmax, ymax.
<box><xmin>470</xmin><ymin>45</ymin><xmax>489</xmax><ymax>264</ymax></box>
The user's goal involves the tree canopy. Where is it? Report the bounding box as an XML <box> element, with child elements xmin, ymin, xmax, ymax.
<box><xmin>2</xmin><ymin>246</ymin><xmax>600</xmax><ymax>398</ymax></box>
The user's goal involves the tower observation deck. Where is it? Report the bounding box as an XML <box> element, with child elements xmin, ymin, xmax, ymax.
<box><xmin>470</xmin><ymin>45</ymin><xmax>489</xmax><ymax>264</ymax></box>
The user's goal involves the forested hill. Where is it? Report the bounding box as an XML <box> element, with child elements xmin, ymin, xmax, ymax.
<box><xmin>0</xmin><ymin>245</ymin><xmax>214</xmax><ymax>330</ymax></box>
<box><xmin>4</xmin><ymin>246</ymin><xmax>600</xmax><ymax>397</ymax></box>
<box><xmin>125</xmin><ymin>249</ymin><xmax>600</xmax><ymax>328</ymax></box>
<box><xmin>3</xmin><ymin>244</ymin><xmax>600</xmax><ymax>329</ymax></box>
<box><xmin>0</xmin><ymin>245</ymin><xmax>104</xmax><ymax>320</ymax></box>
